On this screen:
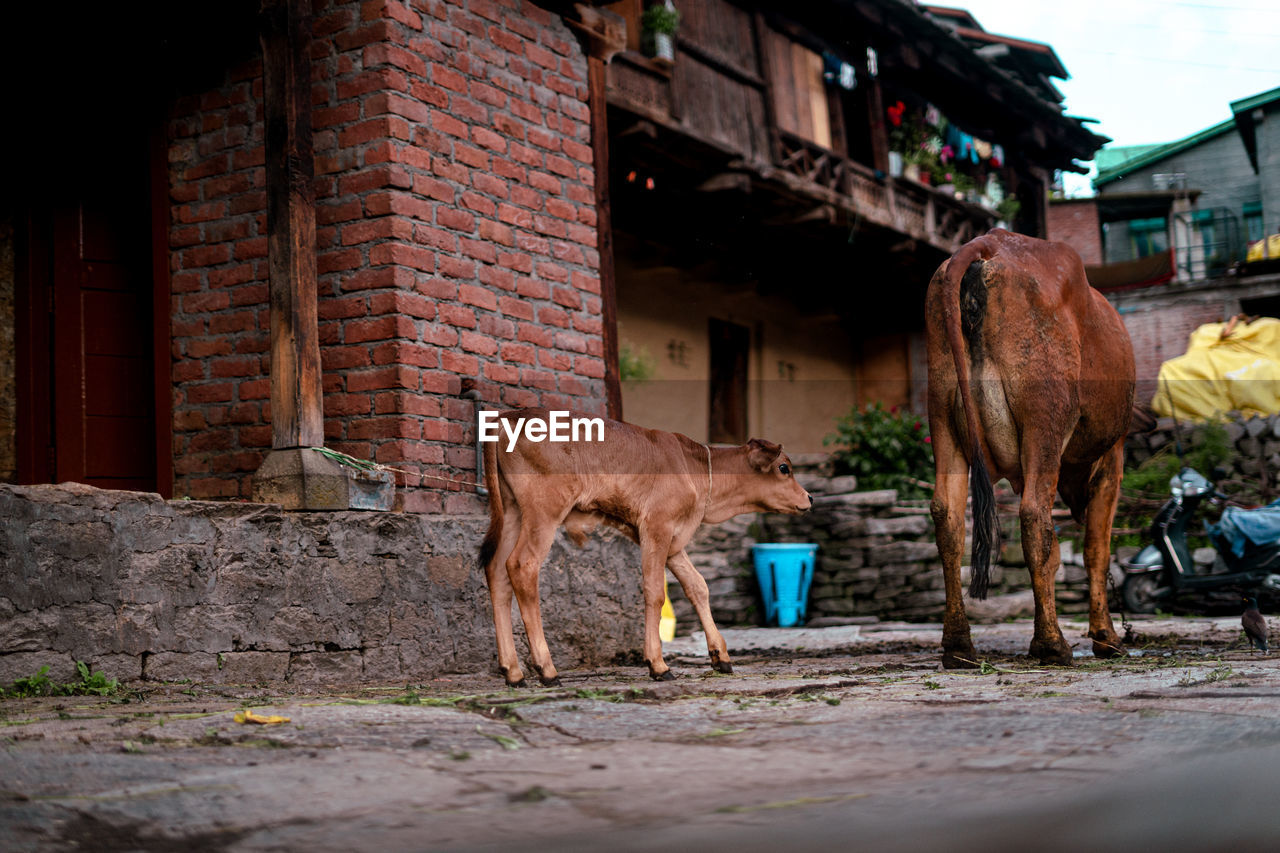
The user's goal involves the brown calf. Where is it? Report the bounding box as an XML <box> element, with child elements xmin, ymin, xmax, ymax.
<box><xmin>926</xmin><ymin>230</ymin><xmax>1136</xmax><ymax>667</ymax></box>
<box><xmin>478</xmin><ymin>408</ymin><xmax>812</xmax><ymax>686</ymax></box>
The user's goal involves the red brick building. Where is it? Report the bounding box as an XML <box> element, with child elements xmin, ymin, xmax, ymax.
<box><xmin>3</xmin><ymin>0</ymin><xmax>616</xmax><ymax>511</ymax></box>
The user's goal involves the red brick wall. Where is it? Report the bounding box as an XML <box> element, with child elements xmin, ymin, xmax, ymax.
<box><xmin>1115</xmin><ymin>300</ymin><xmax>1225</xmax><ymax>407</ymax></box>
<box><xmin>167</xmin><ymin>0</ymin><xmax>603</xmax><ymax>510</ymax></box>
<box><xmin>1046</xmin><ymin>199</ymin><xmax>1102</xmax><ymax>265</ymax></box>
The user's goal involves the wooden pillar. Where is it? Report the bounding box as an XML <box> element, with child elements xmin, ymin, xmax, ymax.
<box><xmin>569</xmin><ymin>5</ymin><xmax>627</xmax><ymax>421</ymax></box>
<box><xmin>253</xmin><ymin>0</ymin><xmax>392</xmax><ymax>509</ymax></box>
<box><xmin>260</xmin><ymin>0</ymin><xmax>322</xmax><ymax>450</ymax></box>
<box><xmin>865</xmin><ymin>49</ymin><xmax>889</xmax><ymax>175</ymax></box>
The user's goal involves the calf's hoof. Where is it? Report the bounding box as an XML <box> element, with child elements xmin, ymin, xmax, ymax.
<box><xmin>505</xmin><ymin>677</ymin><xmax>527</xmax><ymax>688</ymax></box>
<box><xmin>709</xmin><ymin>650</ymin><xmax>733</xmax><ymax>674</ymax></box>
<box><xmin>538</xmin><ymin>675</ymin><xmax>562</xmax><ymax>687</ymax></box>
<box><xmin>649</xmin><ymin>668</ymin><xmax>677</xmax><ymax>682</ymax></box>
<box><xmin>1030</xmin><ymin>638</ymin><xmax>1074</xmax><ymax>666</ymax></box>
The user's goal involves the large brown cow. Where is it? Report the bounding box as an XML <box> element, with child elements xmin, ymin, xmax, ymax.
<box><xmin>478</xmin><ymin>408</ymin><xmax>812</xmax><ymax>686</ymax></box>
<box><xmin>926</xmin><ymin>229</ymin><xmax>1135</xmax><ymax>667</ymax></box>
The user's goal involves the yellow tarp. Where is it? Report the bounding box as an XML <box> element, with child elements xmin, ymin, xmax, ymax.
<box><xmin>1247</xmin><ymin>234</ymin><xmax>1280</xmax><ymax>263</ymax></box>
<box><xmin>1152</xmin><ymin>317</ymin><xmax>1280</xmax><ymax>420</ymax></box>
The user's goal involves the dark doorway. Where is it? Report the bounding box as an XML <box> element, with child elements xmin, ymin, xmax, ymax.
<box><xmin>708</xmin><ymin>318</ymin><xmax>749</xmax><ymax>444</ymax></box>
<box><xmin>16</xmin><ymin>130</ymin><xmax>163</xmax><ymax>493</ymax></box>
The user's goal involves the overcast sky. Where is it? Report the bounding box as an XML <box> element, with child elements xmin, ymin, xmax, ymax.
<box><xmin>936</xmin><ymin>0</ymin><xmax>1280</xmax><ymax>195</ymax></box>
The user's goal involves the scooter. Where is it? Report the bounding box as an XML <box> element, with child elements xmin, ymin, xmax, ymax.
<box><xmin>1120</xmin><ymin>467</ymin><xmax>1280</xmax><ymax>613</ymax></box>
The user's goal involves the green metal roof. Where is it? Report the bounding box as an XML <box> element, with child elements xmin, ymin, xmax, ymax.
<box><xmin>1230</xmin><ymin>85</ymin><xmax>1280</xmax><ymax>116</ymax></box>
<box><xmin>1094</xmin><ymin>144</ymin><xmax>1162</xmax><ymax>174</ymax></box>
<box><xmin>1094</xmin><ymin>119</ymin><xmax>1237</xmax><ymax>187</ymax></box>
<box><xmin>1231</xmin><ymin>86</ymin><xmax>1280</xmax><ymax>173</ymax></box>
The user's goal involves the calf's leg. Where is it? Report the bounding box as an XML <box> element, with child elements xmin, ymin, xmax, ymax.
<box><xmin>484</xmin><ymin>505</ymin><xmax>525</xmax><ymax>686</ymax></box>
<box><xmin>640</xmin><ymin>531</ymin><xmax>676</xmax><ymax>680</ymax></box>
<box><xmin>667</xmin><ymin>550</ymin><xmax>732</xmax><ymax>673</ymax></box>
<box><xmin>506</xmin><ymin>520</ymin><xmax>561</xmax><ymax>686</ymax></box>
<box><xmin>931</xmin><ymin>427</ymin><xmax>978</xmax><ymax>669</ymax></box>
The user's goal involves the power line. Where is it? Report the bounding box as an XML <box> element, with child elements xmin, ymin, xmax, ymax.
<box><xmin>1068</xmin><ymin>48</ymin><xmax>1280</xmax><ymax>74</ymax></box>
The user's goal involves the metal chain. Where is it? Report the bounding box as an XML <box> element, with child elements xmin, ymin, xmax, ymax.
<box><xmin>1108</xmin><ymin>568</ymin><xmax>1134</xmax><ymax>645</ymax></box>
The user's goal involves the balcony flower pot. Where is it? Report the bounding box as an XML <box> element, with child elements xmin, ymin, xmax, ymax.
<box><xmin>642</xmin><ymin>2</ymin><xmax>680</xmax><ymax>64</ymax></box>
<box><xmin>888</xmin><ymin>150</ymin><xmax>903</xmax><ymax>177</ymax></box>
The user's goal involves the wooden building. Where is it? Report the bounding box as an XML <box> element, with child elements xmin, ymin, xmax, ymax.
<box><xmin>604</xmin><ymin>1</ymin><xmax>1106</xmax><ymax>451</ymax></box>
<box><xmin>0</xmin><ymin>0</ymin><xmax>1105</xmax><ymax>503</ymax></box>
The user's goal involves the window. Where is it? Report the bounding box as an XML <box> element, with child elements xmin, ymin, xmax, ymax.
<box><xmin>765</xmin><ymin>31</ymin><xmax>832</xmax><ymax>149</ymax></box>
<box><xmin>1128</xmin><ymin>217</ymin><xmax>1168</xmax><ymax>259</ymax></box>
<box><xmin>1245</xmin><ymin>201</ymin><xmax>1264</xmax><ymax>243</ymax></box>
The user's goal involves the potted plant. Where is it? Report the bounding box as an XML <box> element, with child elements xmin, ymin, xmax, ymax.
<box><xmin>642</xmin><ymin>1</ymin><xmax>680</xmax><ymax>63</ymax></box>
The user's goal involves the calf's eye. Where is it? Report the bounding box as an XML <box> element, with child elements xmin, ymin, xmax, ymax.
<box><xmin>779</xmin><ymin>463</ymin><xmax>790</xmax><ymax>475</ymax></box>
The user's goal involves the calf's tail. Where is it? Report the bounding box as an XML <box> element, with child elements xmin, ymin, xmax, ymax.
<box><xmin>477</xmin><ymin>439</ymin><xmax>503</xmax><ymax>571</ymax></box>
<box><xmin>943</xmin><ymin>239</ymin><xmax>1000</xmax><ymax>600</ymax></box>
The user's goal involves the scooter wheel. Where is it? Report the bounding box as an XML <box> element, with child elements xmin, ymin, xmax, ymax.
<box><xmin>1121</xmin><ymin>573</ymin><xmax>1162</xmax><ymax>614</ymax></box>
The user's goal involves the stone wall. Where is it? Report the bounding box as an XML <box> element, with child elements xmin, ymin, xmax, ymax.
<box><xmin>673</xmin><ymin>473</ymin><xmax>1114</xmax><ymax>630</ymax></box>
<box><xmin>1127</xmin><ymin>412</ymin><xmax>1280</xmax><ymax>498</ymax></box>
<box><xmin>0</xmin><ymin>483</ymin><xmax>643</xmax><ymax>687</ymax></box>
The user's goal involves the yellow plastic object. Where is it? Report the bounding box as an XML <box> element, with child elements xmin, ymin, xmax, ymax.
<box><xmin>660</xmin><ymin>583</ymin><xmax>676</xmax><ymax>642</ymax></box>
<box><xmin>1152</xmin><ymin>317</ymin><xmax>1280</xmax><ymax>420</ymax></box>
<box><xmin>1246</xmin><ymin>234</ymin><xmax>1280</xmax><ymax>263</ymax></box>
<box><xmin>234</xmin><ymin>709</ymin><xmax>291</xmax><ymax>725</ymax></box>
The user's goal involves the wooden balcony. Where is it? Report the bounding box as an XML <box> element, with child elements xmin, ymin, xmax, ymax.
<box><xmin>761</xmin><ymin>132</ymin><xmax>997</xmax><ymax>255</ymax></box>
<box><xmin>608</xmin><ymin>49</ymin><xmax>996</xmax><ymax>257</ymax></box>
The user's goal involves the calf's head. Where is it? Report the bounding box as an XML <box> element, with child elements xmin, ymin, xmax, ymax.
<box><xmin>740</xmin><ymin>438</ymin><xmax>812</xmax><ymax>514</ymax></box>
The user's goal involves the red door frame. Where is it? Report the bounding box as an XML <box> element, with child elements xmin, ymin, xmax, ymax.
<box><xmin>14</xmin><ymin>115</ymin><xmax>173</xmax><ymax>497</ymax></box>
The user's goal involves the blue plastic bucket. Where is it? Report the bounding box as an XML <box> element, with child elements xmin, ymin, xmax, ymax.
<box><xmin>751</xmin><ymin>543</ymin><xmax>818</xmax><ymax>627</ymax></box>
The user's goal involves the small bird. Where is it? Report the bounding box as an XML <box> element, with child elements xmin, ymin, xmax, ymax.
<box><xmin>1242</xmin><ymin>597</ymin><xmax>1269</xmax><ymax>653</ymax></box>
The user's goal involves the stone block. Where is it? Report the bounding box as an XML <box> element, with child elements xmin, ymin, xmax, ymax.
<box><xmin>867</xmin><ymin>541</ymin><xmax>939</xmax><ymax>565</ymax></box>
<box><xmin>287</xmin><ymin>650</ymin><xmax>366</xmax><ymax>685</ymax></box>
<box><xmin>144</xmin><ymin>652</ymin><xmax>222</xmax><ymax>683</ymax></box>
<box><xmin>0</xmin><ymin>651</ymin><xmax>78</xmax><ymax>687</ymax></box>
<box><xmin>863</xmin><ymin>515</ymin><xmax>930</xmax><ymax>536</ymax></box>
<box><xmin>251</xmin><ymin>447</ymin><xmax>395</xmax><ymax>511</ymax></box>
<box><xmin>219</xmin><ymin>651</ymin><xmax>290</xmax><ymax>684</ymax></box>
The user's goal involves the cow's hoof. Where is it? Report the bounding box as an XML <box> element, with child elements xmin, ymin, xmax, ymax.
<box><xmin>538</xmin><ymin>675</ymin><xmax>562</xmax><ymax>687</ymax></box>
<box><xmin>649</xmin><ymin>669</ymin><xmax>677</xmax><ymax>682</ymax></box>
<box><xmin>1030</xmin><ymin>639</ymin><xmax>1074</xmax><ymax>666</ymax></box>
<box><xmin>941</xmin><ymin>645</ymin><xmax>979</xmax><ymax>669</ymax></box>
<box><xmin>505</xmin><ymin>677</ymin><xmax>527</xmax><ymax>689</ymax></box>
<box><xmin>1090</xmin><ymin>632</ymin><xmax>1126</xmax><ymax>659</ymax></box>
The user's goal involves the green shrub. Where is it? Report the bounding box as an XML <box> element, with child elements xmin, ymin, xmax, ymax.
<box><xmin>825</xmin><ymin>402</ymin><xmax>934</xmax><ymax>498</ymax></box>
<box><xmin>2</xmin><ymin>662</ymin><xmax>120</xmax><ymax>699</ymax></box>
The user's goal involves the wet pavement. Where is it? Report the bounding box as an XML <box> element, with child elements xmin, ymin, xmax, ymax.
<box><xmin>4</xmin><ymin>615</ymin><xmax>1280</xmax><ymax>851</ymax></box>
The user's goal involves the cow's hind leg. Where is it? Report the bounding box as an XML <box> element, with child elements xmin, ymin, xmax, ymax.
<box><xmin>507</xmin><ymin>519</ymin><xmax>561</xmax><ymax>686</ymax></box>
<box><xmin>1079</xmin><ymin>442</ymin><xmax>1127</xmax><ymax>658</ymax></box>
<box><xmin>485</xmin><ymin>503</ymin><xmax>525</xmax><ymax>687</ymax></box>
<box><xmin>667</xmin><ymin>550</ymin><xmax>732</xmax><ymax>674</ymax></box>
<box><xmin>1022</xmin><ymin>464</ymin><xmax>1073</xmax><ymax>666</ymax></box>
<box><xmin>931</xmin><ymin>427</ymin><xmax>978</xmax><ymax>669</ymax></box>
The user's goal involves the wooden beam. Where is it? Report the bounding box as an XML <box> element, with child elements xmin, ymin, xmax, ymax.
<box><xmin>569</xmin><ymin>3</ymin><xmax>627</xmax><ymax>420</ymax></box>
<box><xmin>260</xmin><ymin>0</ymin><xmax>323</xmax><ymax>450</ymax></box>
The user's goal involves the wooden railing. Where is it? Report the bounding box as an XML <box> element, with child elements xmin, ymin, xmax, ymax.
<box><xmin>777</xmin><ymin>131</ymin><xmax>995</xmax><ymax>253</ymax></box>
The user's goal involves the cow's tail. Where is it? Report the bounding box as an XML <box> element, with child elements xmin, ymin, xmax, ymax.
<box><xmin>477</xmin><ymin>439</ymin><xmax>503</xmax><ymax>572</ymax></box>
<box><xmin>942</xmin><ymin>238</ymin><xmax>1000</xmax><ymax>600</ymax></box>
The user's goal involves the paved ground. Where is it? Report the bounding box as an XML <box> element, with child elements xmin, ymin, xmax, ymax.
<box><xmin>4</xmin><ymin>615</ymin><xmax>1280</xmax><ymax>852</ymax></box>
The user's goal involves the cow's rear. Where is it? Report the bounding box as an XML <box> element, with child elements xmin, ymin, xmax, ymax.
<box><xmin>926</xmin><ymin>229</ymin><xmax>1135</xmax><ymax>667</ymax></box>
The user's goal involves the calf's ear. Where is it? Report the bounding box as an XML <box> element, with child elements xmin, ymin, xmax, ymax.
<box><xmin>746</xmin><ymin>438</ymin><xmax>782</xmax><ymax>471</ymax></box>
